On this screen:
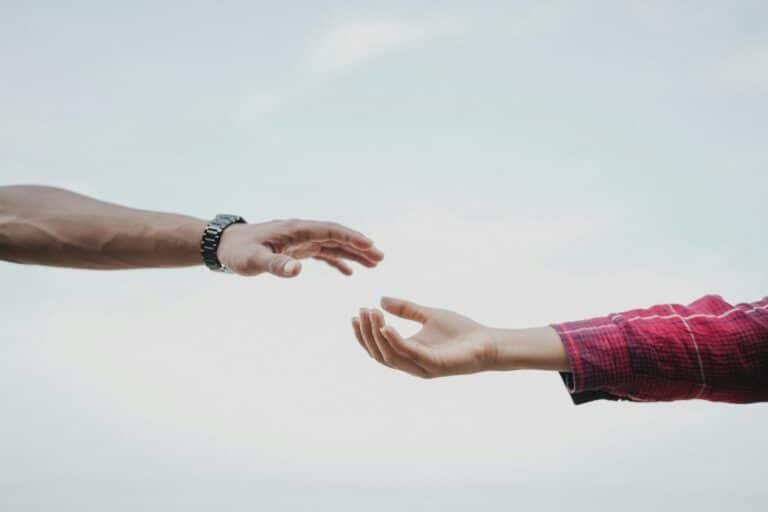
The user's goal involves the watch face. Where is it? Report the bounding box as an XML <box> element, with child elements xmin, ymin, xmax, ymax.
<box><xmin>215</xmin><ymin>214</ymin><xmax>245</xmax><ymax>226</ymax></box>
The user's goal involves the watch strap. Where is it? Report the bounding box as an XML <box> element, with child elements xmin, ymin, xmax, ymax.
<box><xmin>200</xmin><ymin>214</ymin><xmax>246</xmax><ymax>272</ymax></box>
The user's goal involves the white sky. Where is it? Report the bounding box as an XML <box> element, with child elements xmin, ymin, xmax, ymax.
<box><xmin>1</xmin><ymin>1</ymin><xmax>767</xmax><ymax>510</ymax></box>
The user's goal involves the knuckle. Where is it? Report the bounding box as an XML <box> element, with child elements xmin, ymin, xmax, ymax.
<box><xmin>283</xmin><ymin>218</ymin><xmax>301</xmax><ymax>230</ymax></box>
<box><xmin>266</xmin><ymin>257</ymin><xmax>282</xmax><ymax>271</ymax></box>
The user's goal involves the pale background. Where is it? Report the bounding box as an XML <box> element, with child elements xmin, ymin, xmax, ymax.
<box><xmin>1</xmin><ymin>1</ymin><xmax>767</xmax><ymax>510</ymax></box>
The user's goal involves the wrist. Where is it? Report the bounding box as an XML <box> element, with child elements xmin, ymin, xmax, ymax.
<box><xmin>152</xmin><ymin>215</ymin><xmax>207</xmax><ymax>267</ymax></box>
<box><xmin>485</xmin><ymin>328</ymin><xmax>526</xmax><ymax>371</ymax></box>
<box><xmin>488</xmin><ymin>326</ymin><xmax>570</xmax><ymax>372</ymax></box>
<box><xmin>200</xmin><ymin>214</ymin><xmax>247</xmax><ymax>272</ymax></box>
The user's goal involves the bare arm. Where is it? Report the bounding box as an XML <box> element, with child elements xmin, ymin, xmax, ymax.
<box><xmin>351</xmin><ymin>297</ymin><xmax>569</xmax><ymax>379</ymax></box>
<box><xmin>0</xmin><ymin>185</ymin><xmax>383</xmax><ymax>276</ymax></box>
<box><xmin>0</xmin><ymin>185</ymin><xmax>206</xmax><ymax>269</ymax></box>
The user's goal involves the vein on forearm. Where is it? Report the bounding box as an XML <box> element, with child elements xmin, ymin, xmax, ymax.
<box><xmin>0</xmin><ymin>185</ymin><xmax>205</xmax><ymax>269</ymax></box>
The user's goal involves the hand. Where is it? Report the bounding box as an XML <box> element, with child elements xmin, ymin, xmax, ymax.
<box><xmin>352</xmin><ymin>297</ymin><xmax>498</xmax><ymax>378</ymax></box>
<box><xmin>217</xmin><ymin>219</ymin><xmax>383</xmax><ymax>277</ymax></box>
<box><xmin>351</xmin><ymin>297</ymin><xmax>570</xmax><ymax>378</ymax></box>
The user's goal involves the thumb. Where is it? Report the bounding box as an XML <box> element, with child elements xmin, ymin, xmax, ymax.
<box><xmin>267</xmin><ymin>253</ymin><xmax>302</xmax><ymax>278</ymax></box>
<box><xmin>380</xmin><ymin>297</ymin><xmax>430</xmax><ymax>323</ymax></box>
<box><xmin>248</xmin><ymin>246</ymin><xmax>302</xmax><ymax>278</ymax></box>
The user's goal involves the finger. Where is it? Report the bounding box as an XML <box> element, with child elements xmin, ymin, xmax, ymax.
<box><xmin>313</xmin><ymin>255</ymin><xmax>353</xmax><ymax>275</ymax></box>
<box><xmin>369</xmin><ymin>309</ymin><xmax>397</xmax><ymax>364</ymax></box>
<box><xmin>379</xmin><ymin>325</ymin><xmax>435</xmax><ymax>370</ymax></box>
<box><xmin>321</xmin><ymin>243</ymin><xmax>384</xmax><ymax>264</ymax></box>
<box><xmin>351</xmin><ymin>317</ymin><xmax>369</xmax><ymax>354</ymax></box>
<box><xmin>318</xmin><ymin>247</ymin><xmax>379</xmax><ymax>268</ymax></box>
<box><xmin>267</xmin><ymin>254</ymin><xmax>301</xmax><ymax>278</ymax></box>
<box><xmin>245</xmin><ymin>246</ymin><xmax>302</xmax><ymax>278</ymax></box>
<box><xmin>380</xmin><ymin>297</ymin><xmax>430</xmax><ymax>323</ymax></box>
<box><xmin>323</xmin><ymin>242</ymin><xmax>384</xmax><ymax>263</ymax></box>
<box><xmin>358</xmin><ymin>245</ymin><xmax>384</xmax><ymax>262</ymax></box>
<box><xmin>370</xmin><ymin>310</ymin><xmax>429</xmax><ymax>378</ymax></box>
<box><xmin>359</xmin><ymin>309</ymin><xmax>384</xmax><ymax>362</ymax></box>
<box><xmin>293</xmin><ymin>220</ymin><xmax>374</xmax><ymax>250</ymax></box>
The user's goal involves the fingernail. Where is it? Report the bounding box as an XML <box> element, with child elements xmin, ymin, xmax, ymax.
<box><xmin>284</xmin><ymin>261</ymin><xmax>298</xmax><ymax>274</ymax></box>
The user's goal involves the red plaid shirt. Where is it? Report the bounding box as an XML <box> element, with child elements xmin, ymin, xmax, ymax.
<box><xmin>552</xmin><ymin>295</ymin><xmax>768</xmax><ymax>404</ymax></box>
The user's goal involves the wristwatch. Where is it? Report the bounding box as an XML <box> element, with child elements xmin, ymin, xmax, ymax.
<box><xmin>200</xmin><ymin>214</ymin><xmax>247</xmax><ymax>272</ymax></box>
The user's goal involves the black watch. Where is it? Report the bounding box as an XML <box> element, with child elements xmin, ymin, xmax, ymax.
<box><xmin>200</xmin><ymin>214</ymin><xmax>247</xmax><ymax>272</ymax></box>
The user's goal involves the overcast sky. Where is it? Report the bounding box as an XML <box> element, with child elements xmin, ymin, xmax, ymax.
<box><xmin>2</xmin><ymin>1</ymin><xmax>767</xmax><ymax>510</ymax></box>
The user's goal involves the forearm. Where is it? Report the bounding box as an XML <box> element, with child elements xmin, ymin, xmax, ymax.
<box><xmin>490</xmin><ymin>326</ymin><xmax>571</xmax><ymax>372</ymax></box>
<box><xmin>0</xmin><ymin>185</ymin><xmax>206</xmax><ymax>269</ymax></box>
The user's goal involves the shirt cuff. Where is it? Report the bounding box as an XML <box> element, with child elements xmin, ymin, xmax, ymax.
<box><xmin>551</xmin><ymin>318</ymin><xmax>633</xmax><ymax>405</ymax></box>
<box><xmin>558</xmin><ymin>373</ymin><xmax>623</xmax><ymax>404</ymax></box>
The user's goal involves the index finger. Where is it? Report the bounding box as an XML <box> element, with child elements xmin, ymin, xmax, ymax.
<box><xmin>295</xmin><ymin>220</ymin><xmax>374</xmax><ymax>249</ymax></box>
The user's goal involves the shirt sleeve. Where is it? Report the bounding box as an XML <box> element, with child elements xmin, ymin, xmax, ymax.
<box><xmin>551</xmin><ymin>295</ymin><xmax>768</xmax><ymax>405</ymax></box>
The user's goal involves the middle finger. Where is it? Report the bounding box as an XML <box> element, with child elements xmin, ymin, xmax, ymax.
<box><xmin>359</xmin><ymin>308</ymin><xmax>384</xmax><ymax>362</ymax></box>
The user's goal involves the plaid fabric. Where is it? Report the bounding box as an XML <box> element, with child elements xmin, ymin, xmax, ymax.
<box><xmin>552</xmin><ymin>295</ymin><xmax>768</xmax><ymax>404</ymax></box>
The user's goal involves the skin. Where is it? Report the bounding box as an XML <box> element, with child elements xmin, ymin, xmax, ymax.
<box><xmin>352</xmin><ymin>297</ymin><xmax>570</xmax><ymax>378</ymax></box>
<box><xmin>0</xmin><ymin>185</ymin><xmax>383</xmax><ymax>277</ymax></box>
<box><xmin>1</xmin><ymin>185</ymin><xmax>563</xmax><ymax>376</ymax></box>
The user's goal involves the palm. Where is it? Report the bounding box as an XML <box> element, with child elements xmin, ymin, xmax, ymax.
<box><xmin>411</xmin><ymin>310</ymin><xmax>482</xmax><ymax>348</ymax></box>
<box><xmin>351</xmin><ymin>298</ymin><xmax>495</xmax><ymax>378</ymax></box>
<box><xmin>414</xmin><ymin>312</ymin><xmax>492</xmax><ymax>373</ymax></box>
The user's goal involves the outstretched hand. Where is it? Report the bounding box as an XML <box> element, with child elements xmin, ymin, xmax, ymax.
<box><xmin>217</xmin><ymin>219</ymin><xmax>383</xmax><ymax>277</ymax></box>
<box><xmin>352</xmin><ymin>297</ymin><xmax>570</xmax><ymax>378</ymax></box>
<box><xmin>352</xmin><ymin>297</ymin><xmax>500</xmax><ymax>378</ymax></box>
